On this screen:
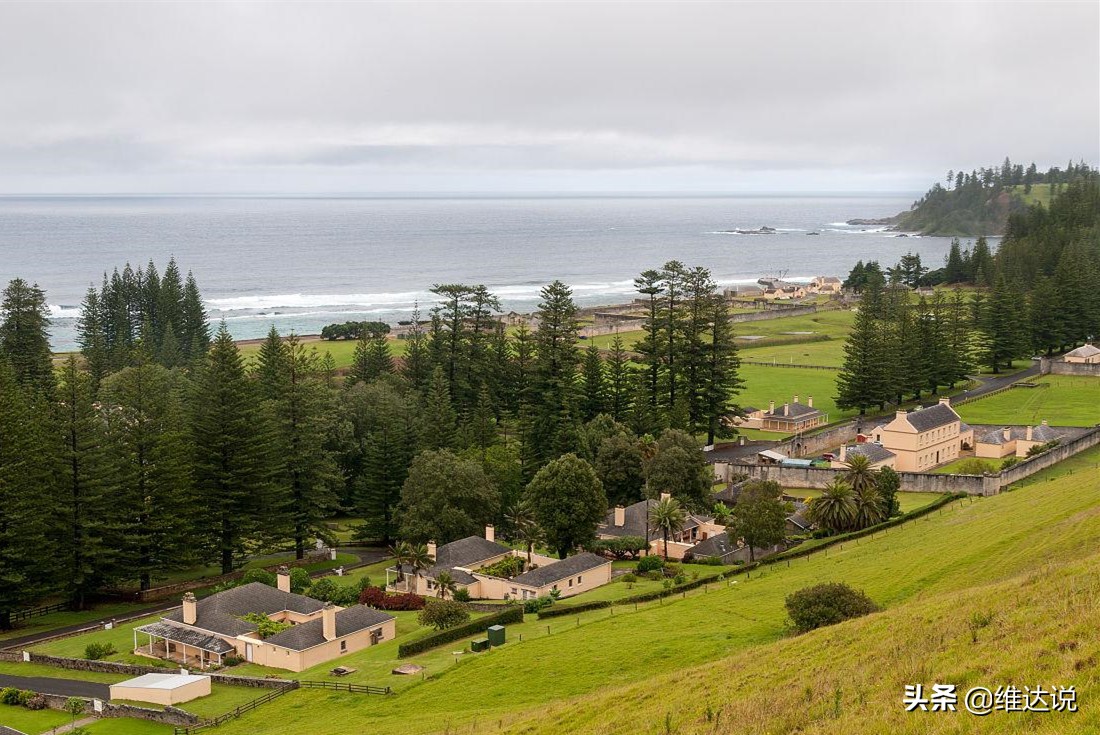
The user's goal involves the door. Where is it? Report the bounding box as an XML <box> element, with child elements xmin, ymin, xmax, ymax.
<box><xmin>245</xmin><ymin>643</ymin><xmax>254</xmax><ymax>663</ymax></box>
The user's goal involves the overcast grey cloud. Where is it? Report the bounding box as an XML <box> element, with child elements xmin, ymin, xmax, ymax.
<box><xmin>0</xmin><ymin>1</ymin><xmax>1096</xmax><ymax>193</ymax></box>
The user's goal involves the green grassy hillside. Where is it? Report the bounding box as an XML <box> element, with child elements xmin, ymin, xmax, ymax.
<box><xmin>197</xmin><ymin>445</ymin><xmax>1100</xmax><ymax>735</ymax></box>
<box><xmin>956</xmin><ymin>376</ymin><xmax>1100</xmax><ymax>426</ymax></box>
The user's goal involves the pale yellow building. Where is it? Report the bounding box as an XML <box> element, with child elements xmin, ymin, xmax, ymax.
<box><xmin>831</xmin><ymin>442</ymin><xmax>896</xmax><ymax>470</ymax></box>
<box><xmin>134</xmin><ymin>569</ymin><xmax>396</xmax><ymax>673</ymax></box>
<box><xmin>109</xmin><ymin>673</ymin><xmax>210</xmax><ymax>706</ymax></box>
<box><xmin>975</xmin><ymin>421</ymin><xmax>1063</xmax><ymax>459</ymax></box>
<box><xmin>1063</xmin><ymin>344</ymin><xmax>1100</xmax><ymax>364</ymax></box>
<box><xmin>870</xmin><ymin>398</ymin><xmax>965</xmax><ymax>472</ymax></box>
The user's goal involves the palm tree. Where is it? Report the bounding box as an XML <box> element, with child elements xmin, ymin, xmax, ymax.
<box><xmin>841</xmin><ymin>454</ymin><xmax>877</xmax><ymax>495</ymax></box>
<box><xmin>852</xmin><ymin>484</ymin><xmax>886</xmax><ymax>530</ymax></box>
<box><xmin>507</xmin><ymin>502</ymin><xmax>542</xmax><ymax>564</ymax></box>
<box><xmin>807</xmin><ymin>480</ymin><xmax>856</xmax><ymax>533</ymax></box>
<box><xmin>407</xmin><ymin>542</ymin><xmax>433</xmax><ymax>585</ymax></box>
<box><xmin>648</xmin><ymin>495</ymin><xmax>687</xmax><ymax>560</ymax></box>
<box><xmin>389</xmin><ymin>541</ymin><xmax>412</xmax><ymax>590</ymax></box>
<box><xmin>434</xmin><ymin>570</ymin><xmax>457</xmax><ymax>599</ymax></box>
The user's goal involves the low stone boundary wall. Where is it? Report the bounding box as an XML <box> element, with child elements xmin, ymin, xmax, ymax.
<box><xmin>33</xmin><ymin>692</ymin><xmax>200</xmax><ymax>726</ymax></box>
<box><xmin>14</xmin><ymin>652</ymin><xmax>291</xmax><ymax>688</ymax></box>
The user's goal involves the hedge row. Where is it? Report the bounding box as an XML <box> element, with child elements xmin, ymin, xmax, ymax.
<box><xmin>397</xmin><ymin>605</ymin><xmax>523</xmax><ymax>657</ymax></box>
<box><xmin>536</xmin><ymin>599</ymin><xmax>611</xmax><ymax>619</ymax></box>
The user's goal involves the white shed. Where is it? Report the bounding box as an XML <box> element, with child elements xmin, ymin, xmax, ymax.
<box><xmin>109</xmin><ymin>673</ymin><xmax>211</xmax><ymax>705</ymax></box>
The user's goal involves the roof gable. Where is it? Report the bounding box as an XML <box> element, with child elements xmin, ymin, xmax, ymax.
<box><xmin>162</xmin><ymin>583</ymin><xmax>325</xmax><ymax>637</ymax></box>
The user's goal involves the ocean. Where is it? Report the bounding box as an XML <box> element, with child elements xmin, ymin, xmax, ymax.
<box><xmin>0</xmin><ymin>194</ymin><xmax>985</xmax><ymax>350</ymax></box>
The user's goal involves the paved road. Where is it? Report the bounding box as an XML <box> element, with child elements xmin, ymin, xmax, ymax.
<box><xmin>0</xmin><ymin>673</ymin><xmax>109</xmax><ymax>699</ymax></box>
<box><xmin>957</xmin><ymin>362</ymin><xmax>1042</xmax><ymax>400</ymax></box>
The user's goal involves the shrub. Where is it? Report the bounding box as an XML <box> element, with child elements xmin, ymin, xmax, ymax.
<box><xmin>418</xmin><ymin>599</ymin><xmax>471</xmax><ymax>630</ymax></box>
<box><xmin>537</xmin><ymin>599</ymin><xmax>611</xmax><ymax>619</ymax></box>
<box><xmin>239</xmin><ymin>612</ymin><xmax>291</xmax><ymax>639</ymax></box>
<box><xmin>332</xmin><ymin>584</ymin><xmax>361</xmax><ymax>606</ymax></box>
<box><xmin>223</xmin><ymin>655</ymin><xmax>244</xmax><ymax>667</ymax></box>
<box><xmin>241</xmin><ymin>568</ymin><xmax>277</xmax><ymax>587</ymax></box>
<box><xmin>308</xmin><ymin>577</ymin><xmax>339</xmax><ymax>602</ymax></box>
<box><xmin>359</xmin><ymin>587</ymin><xmax>425</xmax><ymax>611</ymax></box>
<box><xmin>954</xmin><ymin>458</ymin><xmax>996</xmax><ymax>475</ymax></box>
<box><xmin>477</xmin><ymin>556</ymin><xmax>524</xmax><ymax>579</ymax></box>
<box><xmin>356</xmin><ymin>576</ymin><xmax>373</xmax><ymax>591</ymax></box>
<box><xmin>24</xmin><ymin>694</ymin><xmax>47</xmax><ymax>710</ymax></box>
<box><xmin>620</xmin><ymin>573</ymin><xmax>638</xmax><ymax>584</ymax></box>
<box><xmin>636</xmin><ymin>556</ymin><xmax>664</xmax><ymax>574</ymax></box>
<box><xmin>523</xmin><ymin>596</ymin><xmax>553</xmax><ymax>614</ymax></box>
<box><xmin>289</xmin><ymin>567</ymin><xmax>312</xmax><ymax>594</ymax></box>
<box><xmin>608</xmin><ymin>536</ymin><xmax>648</xmax><ymax>559</ymax></box>
<box><xmin>1</xmin><ymin>687</ymin><xmax>22</xmax><ymax>705</ymax></box>
<box><xmin>453</xmin><ymin>588</ymin><xmax>471</xmax><ymax>603</ymax></box>
<box><xmin>84</xmin><ymin>642</ymin><xmax>117</xmax><ymax>660</ymax></box>
<box><xmin>811</xmin><ymin>528</ymin><xmax>833</xmax><ymax>539</ymax></box>
<box><xmin>785</xmin><ymin>582</ymin><xmax>878</xmax><ymax>633</ymax></box>
<box><xmin>397</xmin><ymin>606</ymin><xmax>524</xmax><ymax>657</ymax></box>
<box><xmin>681</xmin><ymin>551</ymin><xmax>695</xmax><ymax>564</ymax></box>
<box><xmin>673</xmin><ymin>573</ymin><xmax>688</xmax><ymax>586</ymax></box>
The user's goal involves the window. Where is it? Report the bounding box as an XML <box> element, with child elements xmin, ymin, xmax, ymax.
<box><xmin>577</xmin><ymin>576</ymin><xmax>582</xmax><ymax>584</ymax></box>
<box><xmin>340</xmin><ymin>640</ymin><xmax>347</xmax><ymax>652</ymax></box>
<box><xmin>568</xmin><ymin>579</ymin><xmax>573</xmax><ymax>587</ymax></box>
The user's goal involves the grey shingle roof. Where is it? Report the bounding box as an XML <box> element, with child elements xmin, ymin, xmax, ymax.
<box><xmin>690</xmin><ymin>532</ymin><xmax>737</xmax><ymax>559</ymax></box>
<box><xmin>762</xmin><ymin>402</ymin><xmax>822</xmax><ymax>420</ymax></box>
<box><xmin>0</xmin><ymin>726</ymin><xmax>29</xmax><ymax>735</ymax></box>
<box><xmin>786</xmin><ymin>501</ymin><xmax>812</xmax><ymax>530</ymax></box>
<box><xmin>510</xmin><ymin>553</ymin><xmax>609</xmax><ymax>588</ymax></box>
<box><xmin>978</xmin><ymin>428</ymin><xmax>1014</xmax><ymax>445</ymax></box>
<box><xmin>904</xmin><ymin>403</ymin><xmax>959</xmax><ymax>432</ymax></box>
<box><xmin>1030</xmin><ymin>423</ymin><xmax>1062</xmax><ymax>442</ymax></box>
<box><xmin>263</xmin><ymin>605</ymin><xmax>394</xmax><ymax>651</ymax></box>
<box><xmin>134</xmin><ymin>621</ymin><xmax>237</xmax><ymax>654</ymax></box>
<box><xmin>843</xmin><ymin>443</ymin><xmax>896</xmax><ymax>464</ymax></box>
<box><xmin>422</xmin><ymin>536</ymin><xmax>512</xmax><ymax>582</ymax></box>
<box><xmin>162</xmin><ymin>583</ymin><xmax>324</xmax><ymax>637</ymax></box>
<box><xmin>1065</xmin><ymin>344</ymin><xmax>1100</xmax><ymax>358</ymax></box>
<box><xmin>600</xmin><ymin>499</ymin><xmax>701</xmax><ymax>538</ymax></box>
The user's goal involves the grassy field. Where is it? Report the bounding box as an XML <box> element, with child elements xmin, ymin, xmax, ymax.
<box><xmin>176</xmin><ymin>436</ymin><xmax>1100</xmax><ymax>735</ymax></box>
<box><xmin>0</xmin><ymin>602</ymin><xmax>148</xmax><ymax>642</ymax></box>
<box><xmin>238</xmin><ymin>335</ymin><xmax>410</xmax><ymax>370</ymax></box>
<box><xmin>738</xmin><ymin>364</ymin><xmax>852</xmax><ymax>422</ymax></box>
<box><xmin>1011</xmin><ymin>182</ymin><xmax>1053</xmax><ymax>208</ymax></box>
<box><xmin>956</xmin><ymin>376</ymin><xmax>1100</xmax><ymax>426</ymax></box>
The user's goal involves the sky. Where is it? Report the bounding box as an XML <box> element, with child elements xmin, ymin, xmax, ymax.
<box><xmin>0</xmin><ymin>1</ymin><xmax>1096</xmax><ymax>194</ymax></box>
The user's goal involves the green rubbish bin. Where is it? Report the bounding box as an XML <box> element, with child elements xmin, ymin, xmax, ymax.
<box><xmin>471</xmin><ymin>638</ymin><xmax>490</xmax><ymax>653</ymax></box>
<box><xmin>486</xmin><ymin>625</ymin><xmax>506</xmax><ymax>647</ymax></box>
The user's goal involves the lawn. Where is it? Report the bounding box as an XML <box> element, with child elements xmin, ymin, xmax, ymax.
<box><xmin>956</xmin><ymin>375</ymin><xmax>1100</xmax><ymax>426</ymax></box>
<box><xmin>0</xmin><ymin>705</ymin><xmax>70</xmax><ymax>733</ymax></box>
<box><xmin>204</xmin><ymin>435</ymin><xmax>1100</xmax><ymax>735</ymax></box>
<box><xmin>737</xmin><ymin>364</ymin><xmax>853</xmax><ymax>423</ymax></box>
<box><xmin>1011</xmin><ymin>182</ymin><xmax>1053</xmax><ymax>208</ymax></box>
<box><xmin>30</xmin><ymin>614</ymin><xmax>167</xmax><ymax>666</ymax></box>
<box><xmin>739</xmin><ymin>338</ymin><xmax>847</xmax><ymax>367</ymax></box>
<box><xmin>238</xmin><ymin>336</ymin><xmax>410</xmax><ymax>371</ymax></box>
<box><xmin>83</xmin><ymin>720</ymin><xmax>175</xmax><ymax>735</ymax></box>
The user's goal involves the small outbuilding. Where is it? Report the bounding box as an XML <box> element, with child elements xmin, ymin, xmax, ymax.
<box><xmin>109</xmin><ymin>673</ymin><xmax>211</xmax><ymax>706</ymax></box>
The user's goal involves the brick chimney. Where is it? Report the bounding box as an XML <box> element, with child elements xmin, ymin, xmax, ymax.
<box><xmin>1041</xmin><ymin>419</ymin><xmax>1049</xmax><ymax>427</ymax></box>
<box><xmin>783</xmin><ymin>403</ymin><xmax>790</xmax><ymax>416</ymax></box>
<box><xmin>182</xmin><ymin>592</ymin><xmax>197</xmax><ymax>625</ymax></box>
<box><xmin>896</xmin><ymin>410</ymin><xmax>907</xmax><ymax>421</ymax></box>
<box><xmin>1002</xmin><ymin>427</ymin><xmax>1012</xmax><ymax>441</ymax></box>
<box><xmin>793</xmin><ymin>394</ymin><xmax>799</xmax><ymax>405</ymax></box>
<box><xmin>939</xmin><ymin>397</ymin><xmax>952</xmax><ymax>407</ymax></box>
<box><xmin>276</xmin><ymin>566</ymin><xmax>291</xmax><ymax>593</ymax></box>
<box><xmin>427</xmin><ymin>540</ymin><xmax>437</xmax><ymax>559</ymax></box>
<box><xmin>807</xmin><ymin>396</ymin><xmax>813</xmax><ymax>408</ymax></box>
<box><xmin>769</xmin><ymin>400</ymin><xmax>775</xmax><ymax>414</ymax></box>
<box><xmin>322</xmin><ymin>602</ymin><xmax>336</xmax><ymax>642</ymax></box>
<box><xmin>613</xmin><ymin>506</ymin><xmax>625</xmax><ymax>526</ymax></box>
<box><xmin>485</xmin><ymin>524</ymin><xmax>495</xmax><ymax>543</ymax></box>
<box><xmin>1026</xmin><ymin>425</ymin><xmax>1033</xmax><ymax>441</ymax></box>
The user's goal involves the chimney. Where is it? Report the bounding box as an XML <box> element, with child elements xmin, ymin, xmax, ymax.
<box><xmin>939</xmin><ymin>397</ymin><xmax>951</xmax><ymax>407</ymax></box>
<box><xmin>1026</xmin><ymin>425</ymin><xmax>1033</xmax><ymax>441</ymax></box>
<box><xmin>896</xmin><ymin>410</ymin><xmax>907</xmax><ymax>421</ymax></box>
<box><xmin>485</xmin><ymin>524</ymin><xmax>495</xmax><ymax>543</ymax></box>
<box><xmin>1041</xmin><ymin>420</ymin><xmax>1049</xmax><ymax>427</ymax></box>
<box><xmin>322</xmin><ymin>602</ymin><xmax>337</xmax><ymax>642</ymax></box>
<box><xmin>276</xmin><ymin>566</ymin><xmax>291</xmax><ymax>593</ymax></box>
<box><xmin>1003</xmin><ymin>427</ymin><xmax>1012</xmax><ymax>441</ymax></box>
<box><xmin>660</xmin><ymin>492</ymin><xmax>671</xmax><ymax>502</ymax></box>
<box><xmin>769</xmin><ymin>400</ymin><xmax>775</xmax><ymax>414</ymax></box>
<box><xmin>613</xmin><ymin>506</ymin><xmax>625</xmax><ymax>527</ymax></box>
<box><xmin>793</xmin><ymin>394</ymin><xmax>799</xmax><ymax>405</ymax></box>
<box><xmin>807</xmin><ymin>396</ymin><xmax>813</xmax><ymax>408</ymax></box>
<box><xmin>182</xmin><ymin>592</ymin><xmax>197</xmax><ymax>625</ymax></box>
<box><xmin>783</xmin><ymin>403</ymin><xmax>790</xmax><ymax>416</ymax></box>
<box><xmin>427</xmin><ymin>540</ymin><xmax>437</xmax><ymax>559</ymax></box>
<box><xmin>838</xmin><ymin>445</ymin><xmax>847</xmax><ymax>461</ymax></box>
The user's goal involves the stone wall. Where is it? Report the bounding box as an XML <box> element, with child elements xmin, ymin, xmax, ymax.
<box><xmin>729</xmin><ymin>304</ymin><xmax>818</xmax><ymax>324</ymax></box>
<box><xmin>1043</xmin><ymin>357</ymin><xmax>1100</xmax><ymax>376</ymax></box>
<box><xmin>22</xmin><ymin>652</ymin><xmax>291</xmax><ymax>688</ymax></box>
<box><xmin>34</xmin><ymin>693</ymin><xmax>200</xmax><ymax>726</ymax></box>
<box><xmin>772</xmin><ymin>420</ymin><xmax>860</xmax><ymax>458</ymax></box>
